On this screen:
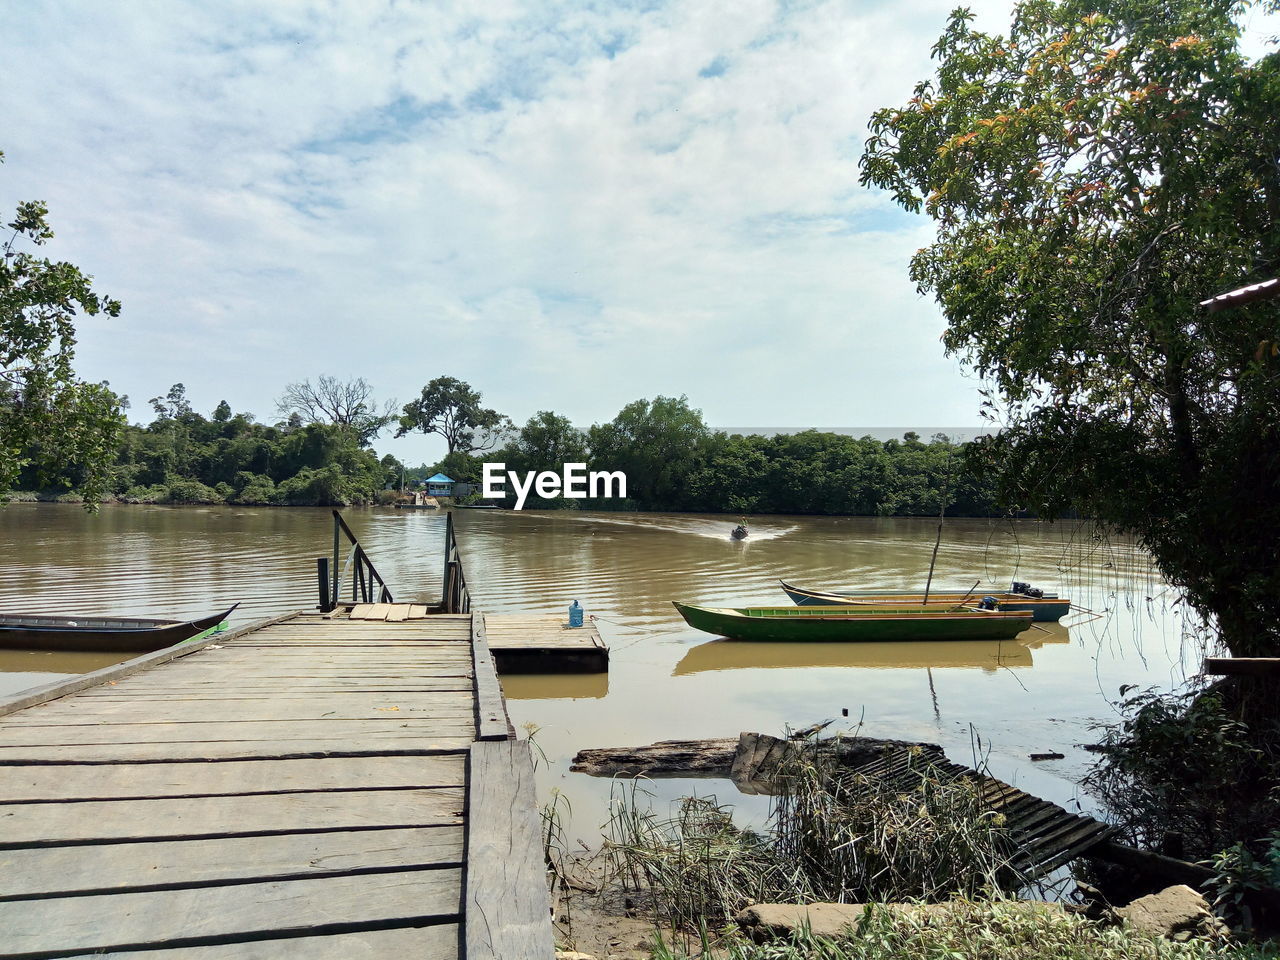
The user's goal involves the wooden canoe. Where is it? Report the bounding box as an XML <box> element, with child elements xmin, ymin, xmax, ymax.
<box><xmin>778</xmin><ymin>579</ymin><xmax>1070</xmax><ymax>622</ymax></box>
<box><xmin>673</xmin><ymin>601</ymin><xmax>1033</xmax><ymax>642</ymax></box>
<box><xmin>0</xmin><ymin>604</ymin><xmax>239</xmax><ymax>652</ymax></box>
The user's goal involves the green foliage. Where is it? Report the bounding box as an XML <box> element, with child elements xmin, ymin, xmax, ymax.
<box><xmin>430</xmin><ymin>449</ymin><xmax>483</xmax><ymax>485</ymax></box>
<box><xmin>165</xmin><ymin>478</ymin><xmax>221</xmax><ymax>504</ymax></box>
<box><xmin>588</xmin><ymin>396</ymin><xmax>710</xmax><ymax>508</ymax></box>
<box><xmin>647</xmin><ymin>900</ymin><xmax>1272</xmax><ymax>959</ymax></box>
<box><xmin>1084</xmin><ymin>688</ymin><xmax>1280</xmax><ymax>860</ymax></box>
<box><xmin>1</xmin><ymin>151</ymin><xmax>125</xmax><ymax>506</ymax></box>
<box><xmin>860</xmin><ymin>0</ymin><xmax>1280</xmax><ymax>653</ymax></box>
<box><xmin>70</xmin><ymin>395</ymin><xmax>387</xmax><ymax>507</ymax></box>
<box><xmin>1207</xmin><ymin>832</ymin><xmax>1280</xmax><ymax>928</ymax></box>
<box><xmin>397</xmin><ymin>375</ymin><xmax>509</xmax><ymax>454</ymax></box>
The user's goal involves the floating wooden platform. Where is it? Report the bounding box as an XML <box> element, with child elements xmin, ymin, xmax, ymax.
<box><xmin>346</xmin><ymin>604</ymin><xmax>609</xmax><ymax>674</ymax></box>
<box><xmin>0</xmin><ymin>611</ymin><xmax>555</xmax><ymax>959</ymax></box>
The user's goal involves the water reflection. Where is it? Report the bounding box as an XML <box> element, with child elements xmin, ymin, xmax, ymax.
<box><xmin>0</xmin><ymin>648</ymin><xmax>129</xmax><ymax>699</ymax></box>
<box><xmin>501</xmin><ymin>673</ymin><xmax>609</xmax><ymax>700</ymax></box>
<box><xmin>673</xmin><ymin>638</ymin><xmax>1037</xmax><ymax>674</ymax></box>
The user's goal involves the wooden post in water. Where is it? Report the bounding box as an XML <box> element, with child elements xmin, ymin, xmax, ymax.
<box><xmin>922</xmin><ymin>449</ymin><xmax>953</xmax><ymax>606</ymax></box>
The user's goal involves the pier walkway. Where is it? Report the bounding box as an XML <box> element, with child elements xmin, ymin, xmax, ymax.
<box><xmin>0</xmin><ymin>609</ymin><xmax>557</xmax><ymax>959</ymax></box>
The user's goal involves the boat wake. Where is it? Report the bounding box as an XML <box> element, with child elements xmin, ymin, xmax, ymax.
<box><xmin>576</xmin><ymin>514</ymin><xmax>798</xmax><ymax>542</ymax></box>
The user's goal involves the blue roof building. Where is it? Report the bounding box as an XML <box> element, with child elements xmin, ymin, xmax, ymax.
<box><xmin>425</xmin><ymin>473</ymin><xmax>454</xmax><ymax>496</ymax></box>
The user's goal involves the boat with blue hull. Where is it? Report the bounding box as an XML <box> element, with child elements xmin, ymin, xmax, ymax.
<box><xmin>778</xmin><ymin>580</ymin><xmax>1070</xmax><ymax>622</ymax></box>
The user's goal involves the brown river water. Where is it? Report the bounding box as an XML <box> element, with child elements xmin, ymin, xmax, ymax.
<box><xmin>0</xmin><ymin>503</ymin><xmax>1198</xmax><ymax>844</ymax></box>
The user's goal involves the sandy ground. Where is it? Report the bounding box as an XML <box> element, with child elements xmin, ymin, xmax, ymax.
<box><xmin>549</xmin><ymin>851</ymin><xmax>679</xmax><ymax>959</ymax></box>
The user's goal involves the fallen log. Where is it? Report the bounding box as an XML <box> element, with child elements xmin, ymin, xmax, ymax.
<box><xmin>570</xmin><ymin>732</ymin><xmax>943</xmax><ymax>795</ymax></box>
<box><xmin>569</xmin><ymin>737</ymin><xmax>739</xmax><ymax>778</ymax></box>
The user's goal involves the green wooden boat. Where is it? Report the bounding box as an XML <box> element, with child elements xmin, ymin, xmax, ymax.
<box><xmin>672</xmin><ymin>601</ymin><xmax>1033</xmax><ymax>642</ymax></box>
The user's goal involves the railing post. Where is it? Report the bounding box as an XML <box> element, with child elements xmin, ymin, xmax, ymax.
<box><xmin>331</xmin><ymin>513</ymin><xmax>341</xmax><ymax>608</ymax></box>
<box><xmin>317</xmin><ymin>557</ymin><xmax>331</xmax><ymax>612</ymax></box>
<box><xmin>442</xmin><ymin>511</ymin><xmax>454</xmax><ymax>609</ymax></box>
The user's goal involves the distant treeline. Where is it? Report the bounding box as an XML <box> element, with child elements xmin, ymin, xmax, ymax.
<box><xmin>441</xmin><ymin>397</ymin><xmax>1000</xmax><ymax>516</ymax></box>
<box><xmin>17</xmin><ymin>384</ymin><xmax>399</xmax><ymax>507</ymax></box>
<box><xmin>18</xmin><ymin>381</ymin><xmax>1001</xmax><ymax>516</ymax></box>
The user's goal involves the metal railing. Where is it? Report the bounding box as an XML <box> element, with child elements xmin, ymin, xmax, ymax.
<box><xmin>317</xmin><ymin>510</ymin><xmax>394</xmax><ymax>611</ymax></box>
<box><xmin>440</xmin><ymin>510</ymin><xmax>471</xmax><ymax>613</ymax></box>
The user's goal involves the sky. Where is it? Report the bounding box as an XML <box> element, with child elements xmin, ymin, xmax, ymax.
<box><xmin>4</xmin><ymin>0</ymin><xmax>1277</xmax><ymax>466</ymax></box>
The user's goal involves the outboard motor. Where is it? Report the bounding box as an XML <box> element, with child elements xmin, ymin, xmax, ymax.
<box><xmin>1010</xmin><ymin>581</ymin><xmax>1043</xmax><ymax>598</ymax></box>
<box><xmin>978</xmin><ymin>596</ymin><xmax>1000</xmax><ymax>611</ymax></box>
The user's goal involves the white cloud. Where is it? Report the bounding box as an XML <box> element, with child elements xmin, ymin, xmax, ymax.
<box><xmin>3</xmin><ymin>0</ymin><xmax>1042</xmax><ymax>464</ymax></box>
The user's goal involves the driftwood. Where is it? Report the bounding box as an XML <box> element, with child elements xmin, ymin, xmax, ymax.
<box><xmin>570</xmin><ymin>732</ymin><xmax>943</xmax><ymax>795</ymax></box>
<box><xmin>569</xmin><ymin>738</ymin><xmax>739</xmax><ymax>778</ymax></box>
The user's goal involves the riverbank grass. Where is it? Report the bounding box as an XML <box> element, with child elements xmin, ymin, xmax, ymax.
<box><xmin>646</xmin><ymin>900</ymin><xmax>1277</xmax><ymax>959</ymax></box>
<box><xmin>603</xmin><ymin>744</ymin><xmax>1022</xmax><ymax>933</ymax></box>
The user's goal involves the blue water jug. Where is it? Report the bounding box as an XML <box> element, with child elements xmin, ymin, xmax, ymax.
<box><xmin>568</xmin><ymin>600</ymin><xmax>584</xmax><ymax>628</ymax></box>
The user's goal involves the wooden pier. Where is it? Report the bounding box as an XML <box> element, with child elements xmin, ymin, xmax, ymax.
<box><xmin>0</xmin><ymin>609</ymin><xmax>558</xmax><ymax>959</ymax></box>
<box><xmin>345</xmin><ymin>604</ymin><xmax>609</xmax><ymax>674</ymax></box>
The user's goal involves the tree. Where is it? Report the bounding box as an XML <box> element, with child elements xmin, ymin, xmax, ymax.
<box><xmin>396</xmin><ymin>376</ymin><xmax>509</xmax><ymax>454</ymax></box>
<box><xmin>149</xmin><ymin>382</ymin><xmax>192</xmax><ymax>422</ymax></box>
<box><xmin>506</xmin><ymin>411</ymin><xmax>588</xmax><ymax>474</ymax></box>
<box><xmin>587</xmin><ymin>396</ymin><xmax>711</xmax><ymax>508</ymax></box>
<box><xmin>860</xmin><ymin>0</ymin><xmax>1280</xmax><ymax>655</ymax></box>
<box><xmin>1</xmin><ymin>152</ymin><xmax>124</xmax><ymax>506</ymax></box>
<box><xmin>213</xmin><ymin>400</ymin><xmax>232</xmax><ymax>423</ymax></box>
<box><xmin>276</xmin><ymin>375</ymin><xmax>396</xmax><ymax>447</ymax></box>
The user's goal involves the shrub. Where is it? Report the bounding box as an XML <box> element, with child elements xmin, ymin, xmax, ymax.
<box><xmin>120</xmin><ymin>484</ymin><xmax>168</xmax><ymax>504</ymax></box>
<box><xmin>1083</xmin><ymin>687</ymin><xmax>1280</xmax><ymax>861</ymax></box>
<box><xmin>165</xmin><ymin>478</ymin><xmax>221</xmax><ymax>504</ymax></box>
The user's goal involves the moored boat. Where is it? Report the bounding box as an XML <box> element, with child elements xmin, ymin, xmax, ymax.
<box><xmin>673</xmin><ymin>601</ymin><xmax>1032</xmax><ymax>642</ymax></box>
<box><xmin>778</xmin><ymin>579</ymin><xmax>1070</xmax><ymax>622</ymax></box>
<box><xmin>0</xmin><ymin>604</ymin><xmax>239</xmax><ymax>652</ymax></box>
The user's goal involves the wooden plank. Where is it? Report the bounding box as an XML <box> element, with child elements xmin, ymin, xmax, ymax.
<box><xmin>240</xmin><ymin>625</ymin><xmax>473</xmax><ymax>634</ymax></box>
<box><xmin>365</xmin><ymin>603</ymin><xmax>395</xmax><ymax>621</ymax></box>
<box><xmin>76</xmin><ymin>683</ymin><xmax>477</xmax><ymax>699</ymax></box>
<box><xmin>409</xmin><ymin>605</ymin><xmax>429</xmax><ymax>619</ymax></box>
<box><xmin>1203</xmin><ymin>657</ymin><xmax>1280</xmax><ymax>676</ymax></box>
<box><xmin>0</xmin><ymin>825</ymin><xmax>464</xmax><ymax>897</ymax></box>
<box><xmin>348</xmin><ymin>604</ymin><xmax>377</xmax><ymax>620</ymax></box>
<box><xmin>0</xmin><ymin>737</ymin><xmax>475</xmax><ymax>762</ymax></box>
<box><xmin>0</xmin><ymin>868</ymin><xmax>462</xmax><ymax>956</ymax></box>
<box><xmin>171</xmin><ymin>652</ymin><xmax>474</xmax><ymax>662</ymax></box>
<box><xmin>470</xmin><ymin>612</ymin><xmax>510</xmax><ymax>741</ymax></box>
<box><xmin>225</xmin><ymin>641</ymin><xmax>471</xmax><ymax>649</ymax></box>
<box><xmin>97</xmin><ymin>924</ymin><xmax>459</xmax><ymax>960</ymax></box>
<box><xmin>5</xmin><ymin>693</ymin><xmax>475</xmax><ymax>724</ymax></box>
<box><xmin>0</xmin><ymin>719</ymin><xmax>476</xmax><ymax>745</ymax></box>
<box><xmin>465</xmin><ymin>740</ymin><xmax>555</xmax><ymax>959</ymax></box>
<box><xmin>386</xmin><ymin>605</ymin><xmax>411</xmax><ymax>622</ymax></box>
<box><xmin>0</xmin><ymin>613</ymin><xmax>299</xmax><ymax>719</ymax></box>
<box><xmin>0</xmin><ymin>755</ymin><xmax>466</xmax><ymax>802</ymax></box>
<box><xmin>0</xmin><ymin>787</ymin><xmax>465</xmax><ymax>845</ymax></box>
<box><xmin>115</xmin><ymin>670</ymin><xmax>476</xmax><ymax>681</ymax></box>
